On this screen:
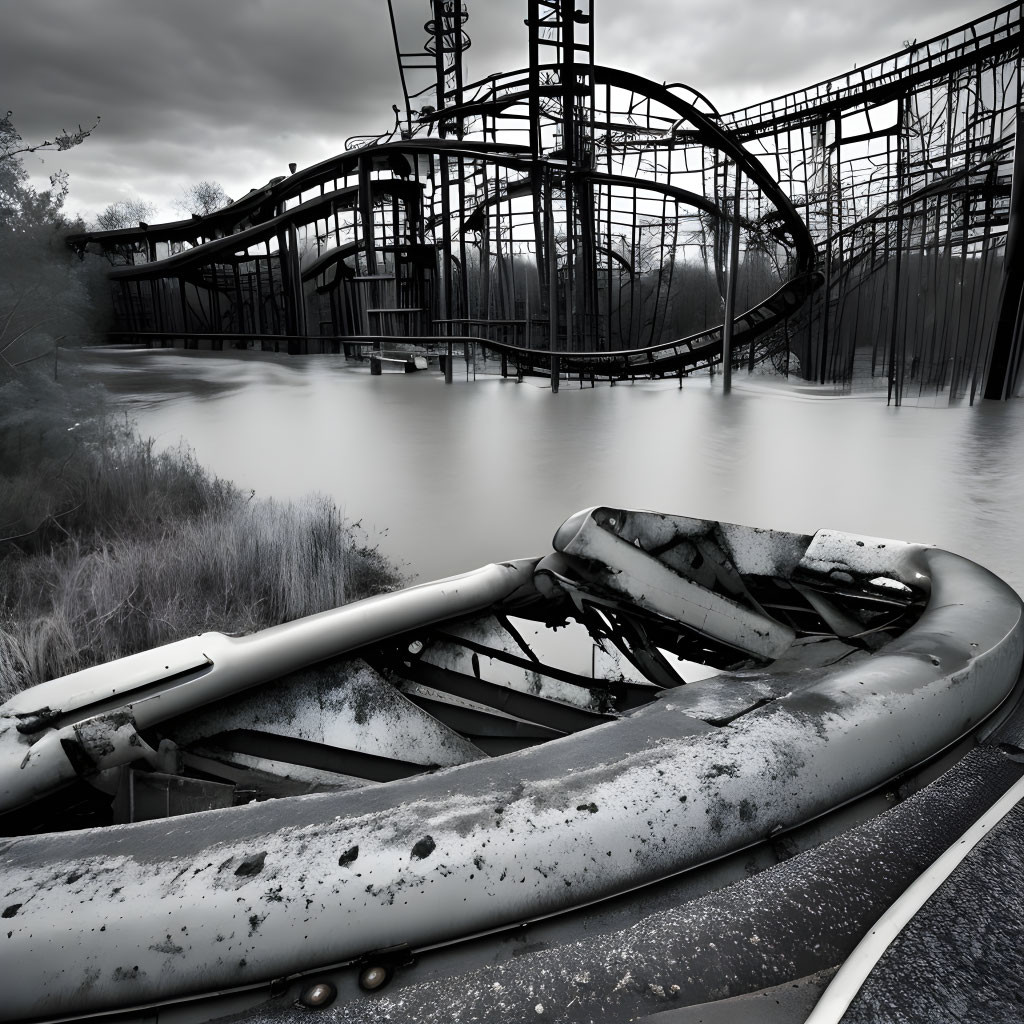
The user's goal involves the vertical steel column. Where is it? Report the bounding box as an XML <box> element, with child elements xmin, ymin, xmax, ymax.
<box><xmin>578</xmin><ymin>3</ymin><xmax>596</xmax><ymax>348</ymax></box>
<box><xmin>721</xmin><ymin>161</ymin><xmax>742</xmax><ymax>393</ymax></box>
<box><xmin>559</xmin><ymin>0</ymin><xmax>576</xmax><ymax>350</ymax></box>
<box><xmin>287</xmin><ymin>222</ymin><xmax>308</xmax><ymax>341</ymax></box>
<box><xmin>819</xmin><ymin>118</ymin><xmax>834</xmax><ymax>385</ymax></box>
<box><xmin>887</xmin><ymin>100</ymin><xmax>906</xmax><ymax>406</ymax></box>
<box><xmin>479</xmin><ymin>158</ymin><xmax>490</xmax><ymax>325</ymax></box>
<box><xmin>209</xmin><ymin>266</ymin><xmax>223</xmax><ymax>345</ymax></box>
<box><xmin>432</xmin><ymin>0</ymin><xmax>447</xmax><ymax>136</ymax></box>
<box><xmin>457</xmin><ymin>158</ymin><xmax>470</xmax><ymax>324</ymax></box>
<box><xmin>546</xmin><ymin>173</ymin><xmax>559</xmax><ymax>352</ymax></box>
<box><xmin>527</xmin><ymin>0</ymin><xmax>548</xmax><ymax>343</ymax></box>
<box><xmin>387</xmin><ymin>0</ymin><xmax>413</xmax><ymax>136</ymax></box>
<box><xmin>450</xmin><ymin>4</ymin><xmax>466</xmax><ymax>139</ymax></box>
<box><xmin>358</xmin><ymin>156</ymin><xmax>376</xmax><ymax>277</ymax></box>
<box><xmin>277</xmin><ymin>230</ymin><xmax>293</xmax><ymax>340</ymax></box>
<box><xmin>440</xmin><ymin>154</ymin><xmax>454</xmax><ymax>383</ymax></box>
<box><xmin>232</xmin><ymin>263</ymin><xmax>244</xmax><ymax>335</ymax></box>
<box><xmin>984</xmin><ymin>108</ymin><xmax>1024</xmax><ymax>400</ymax></box>
<box><xmin>254</xmin><ymin>255</ymin><xmax>266</xmax><ymax>339</ymax></box>
<box><xmin>177</xmin><ymin>278</ymin><xmax>189</xmax><ymax>340</ymax></box>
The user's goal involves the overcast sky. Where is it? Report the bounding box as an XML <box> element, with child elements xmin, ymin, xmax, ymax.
<box><xmin>0</xmin><ymin>0</ymin><xmax>1001</xmax><ymax>225</ymax></box>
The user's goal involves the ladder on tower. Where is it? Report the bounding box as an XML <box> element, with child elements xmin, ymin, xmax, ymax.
<box><xmin>525</xmin><ymin>1</ymin><xmax>599</xmax><ymax>351</ymax></box>
<box><xmin>526</xmin><ymin>0</ymin><xmax>595</xmax><ymax>161</ymax></box>
<box><xmin>387</xmin><ymin>1</ymin><xmax>471</xmax><ymax>139</ymax></box>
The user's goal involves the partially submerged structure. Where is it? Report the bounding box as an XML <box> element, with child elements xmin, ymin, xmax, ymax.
<box><xmin>68</xmin><ymin>1</ymin><xmax>1024</xmax><ymax>402</ymax></box>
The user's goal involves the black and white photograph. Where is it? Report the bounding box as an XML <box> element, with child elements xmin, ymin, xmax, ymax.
<box><xmin>1</xmin><ymin>2</ymin><xmax>1023</xmax><ymax>1021</ymax></box>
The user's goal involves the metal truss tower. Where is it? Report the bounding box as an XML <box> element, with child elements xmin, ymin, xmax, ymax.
<box><xmin>527</xmin><ymin>0</ymin><xmax>597</xmax><ymax>350</ymax></box>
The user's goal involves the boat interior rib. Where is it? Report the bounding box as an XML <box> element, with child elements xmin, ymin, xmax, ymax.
<box><xmin>2</xmin><ymin>508</ymin><xmax>928</xmax><ymax>835</ymax></box>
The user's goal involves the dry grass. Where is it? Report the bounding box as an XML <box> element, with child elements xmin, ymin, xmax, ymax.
<box><xmin>0</xmin><ymin>387</ymin><xmax>402</xmax><ymax>699</ymax></box>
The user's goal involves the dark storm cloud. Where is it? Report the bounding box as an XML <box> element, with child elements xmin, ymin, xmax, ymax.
<box><xmin>6</xmin><ymin>2</ymin><xmax>394</xmax><ymax>155</ymax></box>
<box><xmin>1</xmin><ymin>0</ymin><xmax>517</xmax><ymax>217</ymax></box>
<box><xmin>0</xmin><ymin>0</ymin><xmax>998</xmax><ymax>223</ymax></box>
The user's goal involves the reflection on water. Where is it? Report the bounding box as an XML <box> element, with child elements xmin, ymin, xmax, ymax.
<box><xmin>72</xmin><ymin>348</ymin><xmax>1024</xmax><ymax>596</ymax></box>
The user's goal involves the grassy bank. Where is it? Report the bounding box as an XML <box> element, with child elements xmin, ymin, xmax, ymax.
<box><xmin>0</xmin><ymin>376</ymin><xmax>402</xmax><ymax>699</ymax></box>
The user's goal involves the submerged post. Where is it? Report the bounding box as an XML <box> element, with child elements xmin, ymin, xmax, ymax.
<box><xmin>721</xmin><ymin>161</ymin><xmax>742</xmax><ymax>393</ymax></box>
<box><xmin>984</xmin><ymin>110</ymin><xmax>1024</xmax><ymax>401</ymax></box>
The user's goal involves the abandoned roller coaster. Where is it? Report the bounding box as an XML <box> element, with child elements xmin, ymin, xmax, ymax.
<box><xmin>67</xmin><ymin>1</ymin><xmax>1023</xmax><ymax>403</ymax></box>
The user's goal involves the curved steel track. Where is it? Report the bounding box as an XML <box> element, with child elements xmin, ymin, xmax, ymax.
<box><xmin>68</xmin><ymin>2</ymin><xmax>1021</xmax><ymax>399</ymax></box>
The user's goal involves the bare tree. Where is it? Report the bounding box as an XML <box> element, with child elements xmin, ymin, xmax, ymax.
<box><xmin>1</xmin><ymin>111</ymin><xmax>95</xmax><ymax>230</ymax></box>
<box><xmin>95</xmin><ymin>196</ymin><xmax>156</xmax><ymax>231</ymax></box>
<box><xmin>0</xmin><ymin>109</ymin><xmax>99</xmax><ymax>163</ymax></box>
<box><xmin>93</xmin><ymin>197</ymin><xmax>159</xmax><ymax>266</ymax></box>
<box><xmin>173</xmin><ymin>180</ymin><xmax>232</xmax><ymax>217</ymax></box>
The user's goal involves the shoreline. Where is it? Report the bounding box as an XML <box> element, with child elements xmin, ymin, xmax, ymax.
<box><xmin>0</xmin><ymin>396</ymin><xmax>402</xmax><ymax>697</ymax></box>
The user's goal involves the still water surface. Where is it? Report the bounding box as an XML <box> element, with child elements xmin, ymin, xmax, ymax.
<box><xmin>76</xmin><ymin>348</ymin><xmax>1024</xmax><ymax>597</ymax></box>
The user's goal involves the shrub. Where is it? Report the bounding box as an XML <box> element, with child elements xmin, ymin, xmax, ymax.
<box><xmin>0</xmin><ymin>403</ymin><xmax>403</xmax><ymax>698</ymax></box>
<box><xmin>3</xmin><ymin>115</ymin><xmax>395</xmax><ymax>698</ymax></box>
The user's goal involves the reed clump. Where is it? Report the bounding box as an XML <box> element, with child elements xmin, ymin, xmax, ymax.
<box><xmin>0</xmin><ymin>378</ymin><xmax>402</xmax><ymax>699</ymax></box>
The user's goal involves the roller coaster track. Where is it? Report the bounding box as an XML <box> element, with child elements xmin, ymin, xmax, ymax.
<box><xmin>68</xmin><ymin>1</ymin><xmax>1022</xmax><ymax>401</ymax></box>
<box><xmin>463</xmin><ymin>271</ymin><xmax>822</xmax><ymax>382</ymax></box>
<box><xmin>720</xmin><ymin>4</ymin><xmax>1022</xmax><ymax>139</ymax></box>
<box><xmin>71</xmin><ymin>70</ymin><xmax>819</xmax><ymax>378</ymax></box>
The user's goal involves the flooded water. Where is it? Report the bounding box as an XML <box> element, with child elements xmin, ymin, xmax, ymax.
<box><xmin>74</xmin><ymin>347</ymin><xmax>1024</xmax><ymax>597</ymax></box>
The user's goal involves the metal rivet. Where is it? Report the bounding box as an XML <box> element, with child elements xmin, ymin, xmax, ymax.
<box><xmin>359</xmin><ymin>965</ymin><xmax>390</xmax><ymax>991</ymax></box>
<box><xmin>299</xmin><ymin>981</ymin><xmax>336</xmax><ymax>1008</ymax></box>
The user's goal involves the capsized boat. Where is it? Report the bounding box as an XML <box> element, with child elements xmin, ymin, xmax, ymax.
<box><xmin>1</xmin><ymin>507</ymin><xmax>1022</xmax><ymax>1023</ymax></box>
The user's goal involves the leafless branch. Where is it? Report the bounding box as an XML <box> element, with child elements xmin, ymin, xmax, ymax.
<box><xmin>0</xmin><ymin>111</ymin><xmax>101</xmax><ymax>161</ymax></box>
